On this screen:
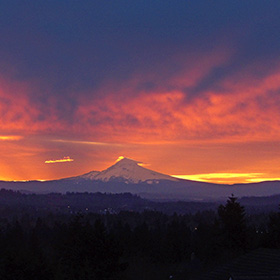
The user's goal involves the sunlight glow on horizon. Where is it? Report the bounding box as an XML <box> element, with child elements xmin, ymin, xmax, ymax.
<box><xmin>171</xmin><ymin>173</ymin><xmax>280</xmax><ymax>184</ymax></box>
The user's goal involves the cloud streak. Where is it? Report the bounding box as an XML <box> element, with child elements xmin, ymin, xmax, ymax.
<box><xmin>0</xmin><ymin>135</ymin><xmax>23</xmax><ymax>141</ymax></box>
<box><xmin>45</xmin><ymin>156</ymin><xmax>74</xmax><ymax>164</ymax></box>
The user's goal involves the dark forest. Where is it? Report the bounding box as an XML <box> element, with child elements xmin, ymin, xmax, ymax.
<box><xmin>0</xmin><ymin>190</ymin><xmax>279</xmax><ymax>279</ymax></box>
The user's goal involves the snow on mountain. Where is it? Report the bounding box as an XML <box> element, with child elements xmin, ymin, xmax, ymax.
<box><xmin>78</xmin><ymin>170</ymin><xmax>100</xmax><ymax>180</ymax></box>
<box><xmin>82</xmin><ymin>157</ymin><xmax>178</xmax><ymax>184</ymax></box>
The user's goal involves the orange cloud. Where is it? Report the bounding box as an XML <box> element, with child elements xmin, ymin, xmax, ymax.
<box><xmin>1</xmin><ymin>46</ymin><xmax>280</xmax><ymax>147</ymax></box>
<box><xmin>75</xmin><ymin>65</ymin><xmax>280</xmax><ymax>144</ymax></box>
<box><xmin>45</xmin><ymin>156</ymin><xmax>74</xmax><ymax>164</ymax></box>
<box><xmin>0</xmin><ymin>77</ymin><xmax>69</xmax><ymax>136</ymax></box>
<box><xmin>3</xmin><ymin>46</ymin><xmax>279</xmax><ymax>146</ymax></box>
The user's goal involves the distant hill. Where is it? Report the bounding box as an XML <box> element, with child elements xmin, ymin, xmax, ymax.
<box><xmin>0</xmin><ymin>189</ymin><xmax>220</xmax><ymax>215</ymax></box>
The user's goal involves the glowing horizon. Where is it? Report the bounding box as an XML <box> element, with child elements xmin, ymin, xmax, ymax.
<box><xmin>172</xmin><ymin>173</ymin><xmax>280</xmax><ymax>184</ymax></box>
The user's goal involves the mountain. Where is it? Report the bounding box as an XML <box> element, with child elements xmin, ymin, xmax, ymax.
<box><xmin>1</xmin><ymin>157</ymin><xmax>280</xmax><ymax>202</ymax></box>
<box><xmin>74</xmin><ymin>170</ymin><xmax>100</xmax><ymax>180</ymax></box>
<box><xmin>77</xmin><ymin>157</ymin><xmax>178</xmax><ymax>184</ymax></box>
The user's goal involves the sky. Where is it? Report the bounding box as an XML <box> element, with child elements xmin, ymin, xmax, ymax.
<box><xmin>1</xmin><ymin>0</ymin><xmax>280</xmax><ymax>184</ymax></box>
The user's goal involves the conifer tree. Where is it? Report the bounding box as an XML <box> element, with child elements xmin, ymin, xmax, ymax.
<box><xmin>218</xmin><ymin>194</ymin><xmax>247</xmax><ymax>251</ymax></box>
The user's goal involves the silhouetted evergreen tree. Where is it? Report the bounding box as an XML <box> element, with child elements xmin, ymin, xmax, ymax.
<box><xmin>218</xmin><ymin>194</ymin><xmax>247</xmax><ymax>252</ymax></box>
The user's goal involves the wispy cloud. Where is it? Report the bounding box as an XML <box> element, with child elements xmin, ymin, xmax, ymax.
<box><xmin>0</xmin><ymin>135</ymin><xmax>23</xmax><ymax>141</ymax></box>
<box><xmin>45</xmin><ymin>156</ymin><xmax>74</xmax><ymax>164</ymax></box>
<box><xmin>52</xmin><ymin>139</ymin><xmax>123</xmax><ymax>146</ymax></box>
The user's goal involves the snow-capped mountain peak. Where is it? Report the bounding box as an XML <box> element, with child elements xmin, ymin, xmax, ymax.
<box><xmin>80</xmin><ymin>157</ymin><xmax>178</xmax><ymax>184</ymax></box>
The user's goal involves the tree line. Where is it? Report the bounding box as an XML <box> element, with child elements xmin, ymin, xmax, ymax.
<box><xmin>0</xmin><ymin>194</ymin><xmax>279</xmax><ymax>279</ymax></box>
